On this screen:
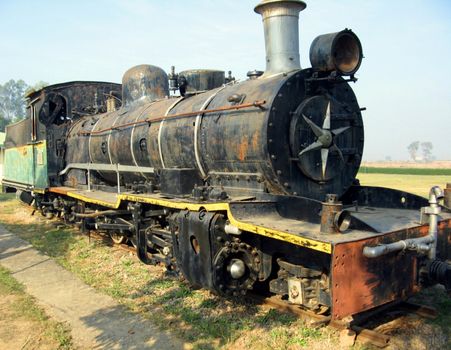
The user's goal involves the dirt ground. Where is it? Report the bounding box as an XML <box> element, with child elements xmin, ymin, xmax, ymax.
<box><xmin>0</xmin><ymin>268</ymin><xmax>72</xmax><ymax>350</ymax></box>
<box><xmin>0</xmin><ymin>295</ymin><xmax>59</xmax><ymax>350</ymax></box>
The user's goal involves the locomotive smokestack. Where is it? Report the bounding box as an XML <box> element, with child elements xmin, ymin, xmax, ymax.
<box><xmin>254</xmin><ymin>0</ymin><xmax>306</xmax><ymax>75</ymax></box>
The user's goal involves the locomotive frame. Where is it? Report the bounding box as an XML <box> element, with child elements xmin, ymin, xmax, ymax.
<box><xmin>2</xmin><ymin>0</ymin><xmax>450</xmax><ymax>323</ymax></box>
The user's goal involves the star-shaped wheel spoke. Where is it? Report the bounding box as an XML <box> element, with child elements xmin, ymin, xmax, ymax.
<box><xmin>298</xmin><ymin>102</ymin><xmax>350</xmax><ymax>178</ymax></box>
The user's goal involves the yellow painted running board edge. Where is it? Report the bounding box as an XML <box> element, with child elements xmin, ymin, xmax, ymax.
<box><xmin>55</xmin><ymin>190</ymin><xmax>332</xmax><ymax>254</ymax></box>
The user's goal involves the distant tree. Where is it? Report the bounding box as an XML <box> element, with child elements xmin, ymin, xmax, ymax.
<box><xmin>0</xmin><ymin>113</ymin><xmax>7</xmax><ymax>132</ymax></box>
<box><xmin>421</xmin><ymin>142</ymin><xmax>433</xmax><ymax>162</ymax></box>
<box><xmin>407</xmin><ymin>141</ymin><xmax>420</xmax><ymax>161</ymax></box>
<box><xmin>0</xmin><ymin>79</ymin><xmax>29</xmax><ymax>122</ymax></box>
<box><xmin>25</xmin><ymin>81</ymin><xmax>49</xmax><ymax>96</ymax></box>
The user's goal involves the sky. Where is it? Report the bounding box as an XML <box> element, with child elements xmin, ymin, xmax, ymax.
<box><xmin>0</xmin><ymin>0</ymin><xmax>450</xmax><ymax>161</ymax></box>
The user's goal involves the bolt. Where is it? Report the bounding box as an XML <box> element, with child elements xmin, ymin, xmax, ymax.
<box><xmin>290</xmin><ymin>285</ymin><xmax>299</xmax><ymax>299</ymax></box>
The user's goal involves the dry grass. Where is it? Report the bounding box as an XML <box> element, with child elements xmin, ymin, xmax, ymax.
<box><xmin>360</xmin><ymin>161</ymin><xmax>451</xmax><ymax>169</ymax></box>
<box><xmin>357</xmin><ymin>173</ymin><xmax>450</xmax><ymax>198</ymax></box>
<box><xmin>0</xmin><ymin>194</ymin><xmax>353</xmax><ymax>350</ymax></box>
<box><xmin>0</xmin><ymin>265</ymin><xmax>73</xmax><ymax>350</ymax></box>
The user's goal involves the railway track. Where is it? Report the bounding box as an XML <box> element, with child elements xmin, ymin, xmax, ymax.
<box><xmin>250</xmin><ymin>293</ymin><xmax>437</xmax><ymax>348</ymax></box>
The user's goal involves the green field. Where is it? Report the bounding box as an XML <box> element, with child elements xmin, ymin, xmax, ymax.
<box><xmin>357</xmin><ymin>173</ymin><xmax>450</xmax><ymax>198</ymax></box>
<box><xmin>359</xmin><ymin>167</ymin><xmax>451</xmax><ymax>176</ymax></box>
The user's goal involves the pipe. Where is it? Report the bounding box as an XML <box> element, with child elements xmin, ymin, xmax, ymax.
<box><xmin>363</xmin><ymin>186</ymin><xmax>444</xmax><ymax>259</ymax></box>
<box><xmin>363</xmin><ymin>235</ymin><xmax>434</xmax><ymax>258</ymax></box>
<box><xmin>427</xmin><ymin>186</ymin><xmax>444</xmax><ymax>260</ymax></box>
<box><xmin>254</xmin><ymin>0</ymin><xmax>306</xmax><ymax>75</ymax></box>
<box><xmin>74</xmin><ymin>210</ymin><xmax>130</xmax><ymax>218</ymax></box>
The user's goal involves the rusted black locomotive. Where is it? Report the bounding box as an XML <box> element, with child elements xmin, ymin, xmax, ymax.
<box><xmin>3</xmin><ymin>0</ymin><xmax>450</xmax><ymax>321</ymax></box>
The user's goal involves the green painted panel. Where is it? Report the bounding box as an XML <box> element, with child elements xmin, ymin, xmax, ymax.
<box><xmin>4</xmin><ymin>146</ymin><xmax>33</xmax><ymax>185</ymax></box>
<box><xmin>34</xmin><ymin>143</ymin><xmax>48</xmax><ymax>188</ymax></box>
<box><xmin>3</xmin><ymin>142</ymin><xmax>48</xmax><ymax>188</ymax></box>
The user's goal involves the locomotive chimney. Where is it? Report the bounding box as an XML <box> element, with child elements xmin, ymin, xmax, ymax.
<box><xmin>254</xmin><ymin>0</ymin><xmax>306</xmax><ymax>75</ymax></box>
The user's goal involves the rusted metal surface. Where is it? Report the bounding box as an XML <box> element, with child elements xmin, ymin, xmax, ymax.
<box><xmin>320</xmin><ymin>194</ymin><xmax>347</xmax><ymax>234</ymax></box>
<box><xmin>330</xmin><ymin>226</ymin><xmax>433</xmax><ymax>319</ymax></box>
<box><xmin>445</xmin><ymin>183</ymin><xmax>451</xmax><ymax>208</ymax></box>
<box><xmin>76</xmin><ymin>99</ymin><xmax>266</xmax><ymax>136</ymax></box>
<box><xmin>398</xmin><ymin>301</ymin><xmax>438</xmax><ymax>319</ymax></box>
<box><xmin>309</xmin><ymin>30</ymin><xmax>363</xmax><ymax>76</ymax></box>
<box><xmin>62</xmin><ymin>60</ymin><xmax>365</xmax><ymax>201</ymax></box>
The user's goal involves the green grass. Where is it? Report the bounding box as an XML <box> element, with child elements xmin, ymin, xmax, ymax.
<box><xmin>0</xmin><ymin>266</ymin><xmax>73</xmax><ymax>349</ymax></box>
<box><xmin>0</xmin><ymin>265</ymin><xmax>24</xmax><ymax>294</ymax></box>
<box><xmin>359</xmin><ymin>167</ymin><xmax>451</xmax><ymax>176</ymax></box>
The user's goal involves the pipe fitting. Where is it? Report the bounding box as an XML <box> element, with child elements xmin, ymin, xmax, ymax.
<box><xmin>363</xmin><ymin>186</ymin><xmax>443</xmax><ymax>259</ymax></box>
<box><xmin>429</xmin><ymin>185</ymin><xmax>444</xmax><ymax>205</ymax></box>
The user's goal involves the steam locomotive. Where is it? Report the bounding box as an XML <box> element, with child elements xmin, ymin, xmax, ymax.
<box><xmin>2</xmin><ymin>0</ymin><xmax>450</xmax><ymax>321</ymax></box>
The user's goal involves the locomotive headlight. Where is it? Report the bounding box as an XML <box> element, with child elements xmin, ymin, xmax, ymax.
<box><xmin>309</xmin><ymin>29</ymin><xmax>363</xmax><ymax>76</ymax></box>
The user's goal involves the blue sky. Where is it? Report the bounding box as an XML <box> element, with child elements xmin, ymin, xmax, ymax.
<box><xmin>0</xmin><ymin>0</ymin><xmax>450</xmax><ymax>161</ymax></box>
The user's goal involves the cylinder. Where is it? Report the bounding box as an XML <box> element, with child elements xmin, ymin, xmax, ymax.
<box><xmin>254</xmin><ymin>0</ymin><xmax>306</xmax><ymax>75</ymax></box>
<box><xmin>309</xmin><ymin>29</ymin><xmax>363</xmax><ymax>76</ymax></box>
<box><xmin>320</xmin><ymin>194</ymin><xmax>350</xmax><ymax>234</ymax></box>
